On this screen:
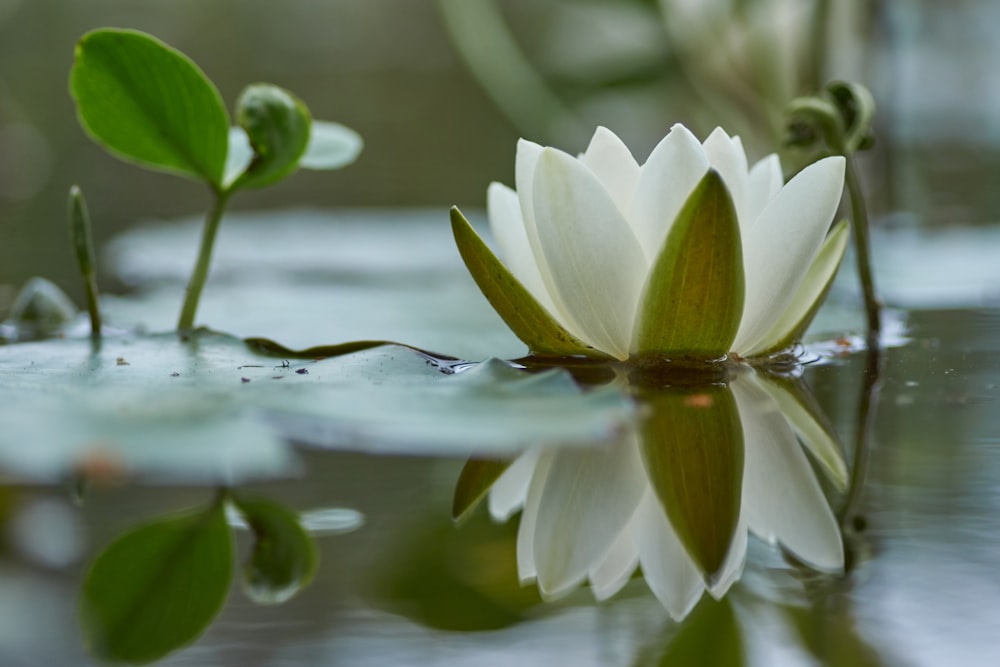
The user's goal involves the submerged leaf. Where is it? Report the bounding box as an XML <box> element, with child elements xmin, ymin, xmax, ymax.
<box><xmin>70</xmin><ymin>29</ymin><xmax>229</xmax><ymax>186</ymax></box>
<box><xmin>450</xmin><ymin>207</ymin><xmax>600</xmax><ymax>358</ymax></box>
<box><xmin>80</xmin><ymin>500</ymin><xmax>233</xmax><ymax>664</ymax></box>
<box><xmin>639</xmin><ymin>384</ymin><xmax>744</xmax><ymax>583</ymax></box>
<box><xmin>632</xmin><ymin>170</ymin><xmax>744</xmax><ymax>358</ymax></box>
<box><xmin>231</xmin><ymin>496</ymin><xmax>318</xmax><ymax>604</ymax></box>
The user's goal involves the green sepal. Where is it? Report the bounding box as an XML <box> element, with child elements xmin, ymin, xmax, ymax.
<box><xmin>450</xmin><ymin>206</ymin><xmax>604</xmax><ymax>359</ymax></box>
<box><xmin>631</xmin><ymin>170</ymin><xmax>744</xmax><ymax>359</ymax></box>
<box><xmin>70</xmin><ymin>29</ymin><xmax>230</xmax><ymax>187</ymax></box>
<box><xmin>751</xmin><ymin>220</ymin><xmax>849</xmax><ymax>357</ymax></box>
<box><xmin>639</xmin><ymin>384</ymin><xmax>744</xmax><ymax>584</ymax></box>
<box><xmin>230</xmin><ymin>84</ymin><xmax>312</xmax><ymax>190</ymax></box>
<box><xmin>452</xmin><ymin>457</ymin><xmax>512</xmax><ymax>523</ymax></box>
<box><xmin>231</xmin><ymin>495</ymin><xmax>318</xmax><ymax>605</ymax></box>
<box><xmin>79</xmin><ymin>500</ymin><xmax>234</xmax><ymax>664</ymax></box>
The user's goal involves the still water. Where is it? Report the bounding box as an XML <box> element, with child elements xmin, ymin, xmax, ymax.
<box><xmin>2</xmin><ymin>211</ymin><xmax>999</xmax><ymax>666</ymax></box>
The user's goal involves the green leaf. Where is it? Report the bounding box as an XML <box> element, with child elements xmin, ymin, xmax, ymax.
<box><xmin>452</xmin><ymin>457</ymin><xmax>512</xmax><ymax>523</ymax></box>
<box><xmin>450</xmin><ymin>206</ymin><xmax>602</xmax><ymax>359</ymax></box>
<box><xmin>231</xmin><ymin>496</ymin><xmax>318</xmax><ymax>604</ymax></box>
<box><xmin>300</xmin><ymin>120</ymin><xmax>363</xmax><ymax>169</ymax></box>
<box><xmin>70</xmin><ymin>29</ymin><xmax>229</xmax><ymax>186</ymax></box>
<box><xmin>639</xmin><ymin>384</ymin><xmax>744</xmax><ymax>584</ymax></box>
<box><xmin>80</xmin><ymin>500</ymin><xmax>234</xmax><ymax>664</ymax></box>
<box><xmin>230</xmin><ymin>84</ymin><xmax>311</xmax><ymax>190</ymax></box>
<box><xmin>632</xmin><ymin>170</ymin><xmax>744</xmax><ymax>359</ymax></box>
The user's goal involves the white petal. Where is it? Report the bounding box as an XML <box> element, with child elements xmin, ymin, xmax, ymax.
<box><xmin>634</xmin><ymin>491</ymin><xmax>704</xmax><ymax>620</ymax></box>
<box><xmin>744</xmin><ymin>154</ymin><xmax>783</xmax><ymax>226</ymax></box>
<box><xmin>733</xmin><ymin>371</ymin><xmax>845</xmax><ymax>572</ymax></box>
<box><xmin>487</xmin><ymin>446</ymin><xmax>542</xmax><ymax>522</ymax></box>
<box><xmin>732</xmin><ymin>156</ymin><xmax>846</xmax><ymax>354</ymax></box>
<box><xmin>588</xmin><ymin>518</ymin><xmax>641</xmax><ymax>601</ymax></box>
<box><xmin>746</xmin><ymin>220</ymin><xmax>849</xmax><ymax>356</ymax></box>
<box><xmin>516</xmin><ymin>449</ymin><xmax>556</xmax><ymax>582</ymax></box>
<box><xmin>630</xmin><ymin>123</ymin><xmax>709</xmax><ymax>261</ymax></box>
<box><xmin>580</xmin><ymin>126</ymin><xmax>641</xmax><ymax>218</ymax></box>
<box><xmin>532</xmin><ymin>148</ymin><xmax>648</xmax><ymax>359</ymax></box>
<box><xmin>703</xmin><ymin>127</ymin><xmax>750</xmax><ymax>225</ymax></box>
<box><xmin>532</xmin><ymin>438</ymin><xmax>647</xmax><ymax>599</ymax></box>
<box><xmin>708</xmin><ymin>515</ymin><xmax>747</xmax><ymax>599</ymax></box>
<box><xmin>487</xmin><ymin>182</ymin><xmax>561</xmax><ymax>317</ymax></box>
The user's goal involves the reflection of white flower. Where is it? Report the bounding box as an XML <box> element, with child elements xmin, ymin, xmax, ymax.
<box><xmin>482</xmin><ymin>125</ymin><xmax>847</xmax><ymax>360</ymax></box>
<box><xmin>486</xmin><ymin>369</ymin><xmax>845</xmax><ymax>619</ymax></box>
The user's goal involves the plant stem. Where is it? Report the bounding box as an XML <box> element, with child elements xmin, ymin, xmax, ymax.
<box><xmin>177</xmin><ymin>189</ymin><xmax>231</xmax><ymax>330</ymax></box>
<box><xmin>68</xmin><ymin>185</ymin><xmax>102</xmax><ymax>336</ymax></box>
<box><xmin>842</xmin><ymin>155</ymin><xmax>881</xmax><ymax>337</ymax></box>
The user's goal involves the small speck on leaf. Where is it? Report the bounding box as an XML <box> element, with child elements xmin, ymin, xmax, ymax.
<box><xmin>295</xmin><ymin>368</ymin><xmax>308</xmax><ymax>375</ymax></box>
<box><xmin>116</xmin><ymin>357</ymin><xmax>129</xmax><ymax>366</ymax></box>
<box><xmin>241</xmin><ymin>377</ymin><xmax>251</xmax><ymax>383</ymax></box>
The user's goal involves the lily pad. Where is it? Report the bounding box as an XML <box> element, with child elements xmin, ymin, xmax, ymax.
<box><xmin>0</xmin><ymin>330</ymin><xmax>634</xmax><ymax>482</ymax></box>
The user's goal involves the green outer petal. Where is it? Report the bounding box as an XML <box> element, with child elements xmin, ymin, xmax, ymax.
<box><xmin>452</xmin><ymin>457</ymin><xmax>512</xmax><ymax>523</ymax></box>
<box><xmin>631</xmin><ymin>170</ymin><xmax>744</xmax><ymax>358</ymax></box>
<box><xmin>639</xmin><ymin>385</ymin><xmax>744</xmax><ymax>584</ymax></box>
<box><xmin>70</xmin><ymin>29</ymin><xmax>229</xmax><ymax>187</ymax></box>
<box><xmin>749</xmin><ymin>220</ymin><xmax>849</xmax><ymax>357</ymax></box>
<box><xmin>450</xmin><ymin>207</ymin><xmax>603</xmax><ymax>358</ymax></box>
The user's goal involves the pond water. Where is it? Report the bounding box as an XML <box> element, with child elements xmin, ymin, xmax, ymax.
<box><xmin>2</xmin><ymin>211</ymin><xmax>999</xmax><ymax>666</ymax></box>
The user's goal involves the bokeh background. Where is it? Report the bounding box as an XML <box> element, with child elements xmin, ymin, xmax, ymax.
<box><xmin>1</xmin><ymin>0</ymin><xmax>998</xmax><ymax>308</ymax></box>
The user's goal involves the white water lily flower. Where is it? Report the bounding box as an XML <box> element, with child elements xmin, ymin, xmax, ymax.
<box><xmin>484</xmin><ymin>369</ymin><xmax>846</xmax><ymax>619</ymax></box>
<box><xmin>451</xmin><ymin>124</ymin><xmax>848</xmax><ymax>361</ymax></box>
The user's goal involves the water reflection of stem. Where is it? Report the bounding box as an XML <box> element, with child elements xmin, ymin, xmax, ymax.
<box><xmin>843</xmin><ymin>154</ymin><xmax>881</xmax><ymax>338</ymax></box>
<box><xmin>837</xmin><ymin>342</ymin><xmax>882</xmax><ymax>569</ymax></box>
<box><xmin>177</xmin><ymin>190</ymin><xmax>232</xmax><ymax>330</ymax></box>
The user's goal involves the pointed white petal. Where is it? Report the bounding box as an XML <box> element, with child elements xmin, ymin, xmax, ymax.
<box><xmin>734</xmin><ymin>372</ymin><xmax>845</xmax><ymax>572</ymax></box>
<box><xmin>588</xmin><ymin>519</ymin><xmax>641</xmax><ymax>601</ymax></box>
<box><xmin>634</xmin><ymin>491</ymin><xmax>704</xmax><ymax>620</ymax></box>
<box><xmin>516</xmin><ymin>449</ymin><xmax>555</xmax><ymax>582</ymax></box>
<box><xmin>703</xmin><ymin>128</ymin><xmax>750</xmax><ymax>225</ymax></box>
<box><xmin>746</xmin><ymin>220</ymin><xmax>849</xmax><ymax>356</ymax></box>
<box><xmin>580</xmin><ymin>126</ymin><xmax>641</xmax><ymax>217</ymax></box>
<box><xmin>532</xmin><ymin>438</ymin><xmax>647</xmax><ymax>599</ymax></box>
<box><xmin>532</xmin><ymin>148</ymin><xmax>648</xmax><ymax>359</ymax></box>
<box><xmin>487</xmin><ymin>182</ymin><xmax>561</xmax><ymax>316</ymax></box>
<box><xmin>631</xmin><ymin>123</ymin><xmax>709</xmax><ymax>260</ymax></box>
<box><xmin>732</xmin><ymin>156</ymin><xmax>846</xmax><ymax>354</ymax></box>
<box><xmin>744</xmin><ymin>154</ymin><xmax>783</xmax><ymax>226</ymax></box>
<box><xmin>487</xmin><ymin>446</ymin><xmax>542</xmax><ymax>522</ymax></box>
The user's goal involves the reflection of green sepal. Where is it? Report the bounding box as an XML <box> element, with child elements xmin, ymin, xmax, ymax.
<box><xmin>653</xmin><ymin>597</ymin><xmax>745</xmax><ymax>666</ymax></box>
<box><xmin>70</xmin><ymin>29</ymin><xmax>230</xmax><ymax>187</ymax></box>
<box><xmin>632</xmin><ymin>170</ymin><xmax>744</xmax><ymax>359</ymax></box>
<box><xmin>450</xmin><ymin>206</ymin><xmax>603</xmax><ymax>359</ymax></box>
<box><xmin>752</xmin><ymin>220</ymin><xmax>849</xmax><ymax>357</ymax></box>
<box><xmin>230</xmin><ymin>84</ymin><xmax>312</xmax><ymax>190</ymax></box>
<box><xmin>231</xmin><ymin>495</ymin><xmax>318</xmax><ymax>605</ymax></box>
<box><xmin>452</xmin><ymin>457</ymin><xmax>512</xmax><ymax>523</ymax></box>
<box><xmin>79</xmin><ymin>499</ymin><xmax>233</xmax><ymax>664</ymax></box>
<box><xmin>639</xmin><ymin>384</ymin><xmax>744</xmax><ymax>584</ymax></box>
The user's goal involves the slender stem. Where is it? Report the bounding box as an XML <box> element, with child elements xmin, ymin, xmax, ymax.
<box><xmin>809</xmin><ymin>0</ymin><xmax>831</xmax><ymax>91</ymax></box>
<box><xmin>842</xmin><ymin>154</ymin><xmax>881</xmax><ymax>337</ymax></box>
<box><xmin>68</xmin><ymin>185</ymin><xmax>102</xmax><ymax>336</ymax></box>
<box><xmin>177</xmin><ymin>189</ymin><xmax>231</xmax><ymax>330</ymax></box>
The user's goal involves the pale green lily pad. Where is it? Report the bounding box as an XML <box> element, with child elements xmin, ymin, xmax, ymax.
<box><xmin>0</xmin><ymin>330</ymin><xmax>634</xmax><ymax>482</ymax></box>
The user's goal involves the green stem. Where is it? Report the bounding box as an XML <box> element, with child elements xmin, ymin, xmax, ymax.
<box><xmin>809</xmin><ymin>0</ymin><xmax>831</xmax><ymax>92</ymax></box>
<box><xmin>68</xmin><ymin>185</ymin><xmax>102</xmax><ymax>336</ymax></box>
<box><xmin>842</xmin><ymin>154</ymin><xmax>881</xmax><ymax>337</ymax></box>
<box><xmin>177</xmin><ymin>189</ymin><xmax>232</xmax><ymax>330</ymax></box>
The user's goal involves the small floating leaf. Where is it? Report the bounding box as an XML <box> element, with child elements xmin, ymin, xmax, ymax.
<box><xmin>300</xmin><ymin>120</ymin><xmax>363</xmax><ymax>169</ymax></box>
<box><xmin>451</xmin><ymin>206</ymin><xmax>600</xmax><ymax>358</ymax></box>
<box><xmin>70</xmin><ymin>29</ymin><xmax>229</xmax><ymax>186</ymax></box>
<box><xmin>231</xmin><ymin>496</ymin><xmax>318</xmax><ymax>604</ymax></box>
<box><xmin>79</xmin><ymin>500</ymin><xmax>233</xmax><ymax>664</ymax></box>
<box><xmin>632</xmin><ymin>170</ymin><xmax>744</xmax><ymax>358</ymax></box>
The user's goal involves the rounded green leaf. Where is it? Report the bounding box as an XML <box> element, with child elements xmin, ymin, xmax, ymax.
<box><xmin>231</xmin><ymin>496</ymin><xmax>318</xmax><ymax>605</ymax></box>
<box><xmin>70</xmin><ymin>29</ymin><xmax>230</xmax><ymax>186</ymax></box>
<box><xmin>632</xmin><ymin>170</ymin><xmax>744</xmax><ymax>359</ymax></box>
<box><xmin>300</xmin><ymin>120</ymin><xmax>363</xmax><ymax>170</ymax></box>
<box><xmin>230</xmin><ymin>84</ymin><xmax>311</xmax><ymax>190</ymax></box>
<box><xmin>79</xmin><ymin>501</ymin><xmax>234</xmax><ymax>664</ymax></box>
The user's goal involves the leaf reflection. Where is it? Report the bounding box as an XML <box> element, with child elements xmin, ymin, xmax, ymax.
<box><xmin>454</xmin><ymin>363</ymin><xmax>848</xmax><ymax>621</ymax></box>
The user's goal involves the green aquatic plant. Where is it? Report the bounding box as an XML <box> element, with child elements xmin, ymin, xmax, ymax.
<box><xmin>69</xmin><ymin>28</ymin><xmax>363</xmax><ymax>330</ymax></box>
